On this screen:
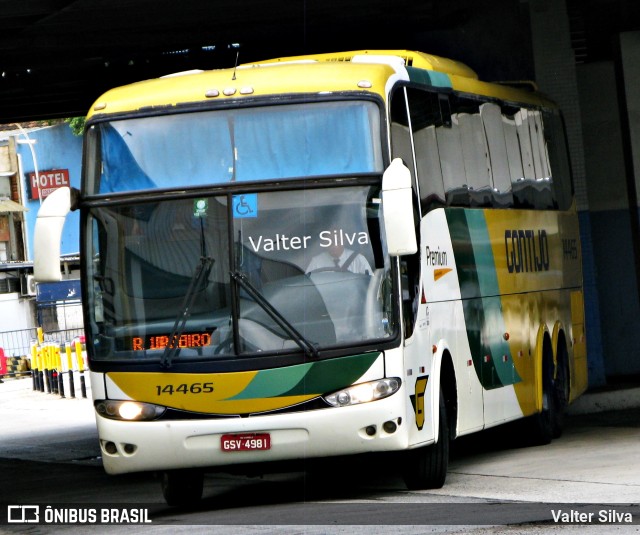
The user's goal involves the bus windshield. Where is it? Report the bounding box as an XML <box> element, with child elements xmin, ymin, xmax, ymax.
<box><xmin>86</xmin><ymin>185</ymin><xmax>396</xmax><ymax>362</ymax></box>
<box><xmin>86</xmin><ymin>101</ymin><xmax>383</xmax><ymax>194</ymax></box>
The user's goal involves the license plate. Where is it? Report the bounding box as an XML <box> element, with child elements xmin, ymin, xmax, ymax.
<box><xmin>221</xmin><ymin>433</ymin><xmax>271</xmax><ymax>452</ymax></box>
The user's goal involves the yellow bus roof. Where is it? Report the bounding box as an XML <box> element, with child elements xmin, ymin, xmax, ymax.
<box><xmin>88</xmin><ymin>50</ymin><xmax>553</xmax><ymax>118</ymax></box>
<box><xmin>251</xmin><ymin>49</ymin><xmax>479</xmax><ymax>80</ymax></box>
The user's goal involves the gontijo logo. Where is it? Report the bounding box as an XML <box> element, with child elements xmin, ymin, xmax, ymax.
<box><xmin>504</xmin><ymin>229</ymin><xmax>550</xmax><ymax>274</ymax></box>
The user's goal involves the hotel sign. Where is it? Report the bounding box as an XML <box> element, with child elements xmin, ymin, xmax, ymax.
<box><xmin>28</xmin><ymin>169</ymin><xmax>70</xmax><ymax>200</ymax></box>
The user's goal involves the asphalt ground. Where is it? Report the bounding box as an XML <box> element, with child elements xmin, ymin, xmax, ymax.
<box><xmin>0</xmin><ymin>374</ymin><xmax>639</xmax><ymax>533</ymax></box>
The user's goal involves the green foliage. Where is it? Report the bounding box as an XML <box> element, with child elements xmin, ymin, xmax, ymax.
<box><xmin>65</xmin><ymin>117</ymin><xmax>86</xmax><ymax>136</ymax></box>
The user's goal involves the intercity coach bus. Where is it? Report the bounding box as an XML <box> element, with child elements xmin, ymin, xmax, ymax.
<box><xmin>34</xmin><ymin>49</ymin><xmax>588</xmax><ymax>505</ymax></box>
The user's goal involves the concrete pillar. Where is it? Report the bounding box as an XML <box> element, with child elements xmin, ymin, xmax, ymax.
<box><xmin>529</xmin><ymin>0</ymin><xmax>606</xmax><ymax>385</ymax></box>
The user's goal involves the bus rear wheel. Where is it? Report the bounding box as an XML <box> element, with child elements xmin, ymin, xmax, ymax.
<box><xmin>161</xmin><ymin>469</ymin><xmax>204</xmax><ymax>507</ymax></box>
<box><xmin>551</xmin><ymin>347</ymin><xmax>569</xmax><ymax>439</ymax></box>
<box><xmin>528</xmin><ymin>349</ymin><xmax>557</xmax><ymax>446</ymax></box>
<box><xmin>402</xmin><ymin>390</ymin><xmax>449</xmax><ymax>490</ymax></box>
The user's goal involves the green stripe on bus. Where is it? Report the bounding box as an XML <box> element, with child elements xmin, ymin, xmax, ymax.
<box><xmin>407</xmin><ymin>67</ymin><xmax>452</xmax><ymax>88</ymax></box>
<box><xmin>445</xmin><ymin>209</ymin><xmax>520</xmax><ymax>389</ymax></box>
<box><xmin>466</xmin><ymin>210</ymin><xmax>500</xmax><ymax>296</ymax></box>
<box><xmin>465</xmin><ymin>211</ymin><xmax>521</xmax><ymax>387</ymax></box>
<box><xmin>445</xmin><ymin>209</ymin><xmax>479</xmax><ymax>299</ymax></box>
<box><xmin>227</xmin><ymin>352</ymin><xmax>381</xmax><ymax>400</ymax></box>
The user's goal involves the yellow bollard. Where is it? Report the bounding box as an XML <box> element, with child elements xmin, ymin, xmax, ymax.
<box><xmin>49</xmin><ymin>344</ymin><xmax>58</xmax><ymax>395</ymax></box>
<box><xmin>55</xmin><ymin>344</ymin><xmax>64</xmax><ymax>398</ymax></box>
<box><xmin>65</xmin><ymin>343</ymin><xmax>76</xmax><ymax>398</ymax></box>
<box><xmin>65</xmin><ymin>343</ymin><xmax>73</xmax><ymax>370</ymax></box>
<box><xmin>74</xmin><ymin>341</ymin><xmax>84</xmax><ymax>372</ymax></box>
<box><xmin>36</xmin><ymin>345</ymin><xmax>44</xmax><ymax>392</ymax></box>
<box><xmin>43</xmin><ymin>344</ymin><xmax>51</xmax><ymax>393</ymax></box>
<box><xmin>74</xmin><ymin>340</ymin><xmax>87</xmax><ymax>398</ymax></box>
<box><xmin>31</xmin><ymin>343</ymin><xmax>38</xmax><ymax>391</ymax></box>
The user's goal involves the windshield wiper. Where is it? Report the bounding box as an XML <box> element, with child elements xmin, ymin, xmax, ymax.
<box><xmin>230</xmin><ymin>270</ymin><xmax>319</xmax><ymax>360</ymax></box>
<box><xmin>160</xmin><ymin>256</ymin><xmax>214</xmax><ymax>368</ymax></box>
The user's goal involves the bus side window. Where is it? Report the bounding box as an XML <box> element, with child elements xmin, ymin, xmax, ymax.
<box><xmin>512</xmin><ymin>108</ymin><xmax>555</xmax><ymax>209</ymax></box>
<box><xmin>502</xmin><ymin>114</ymin><xmax>525</xmax><ymax>196</ymax></box>
<box><xmin>437</xmin><ymin>114</ymin><xmax>467</xmax><ymax>206</ymax></box>
<box><xmin>391</xmin><ymin>87</ymin><xmax>422</xmax><ymax>338</ymax></box>
<box><xmin>398</xmin><ymin>89</ymin><xmax>570</xmax><ymax>212</ymax></box>
<box><xmin>544</xmin><ymin>111</ymin><xmax>573</xmax><ymax>211</ymax></box>
<box><xmin>480</xmin><ymin>102</ymin><xmax>514</xmax><ymax>207</ymax></box>
<box><xmin>414</xmin><ymin>125</ymin><xmax>445</xmax><ymax>210</ymax></box>
<box><xmin>457</xmin><ymin>111</ymin><xmax>493</xmax><ymax>207</ymax></box>
<box><xmin>390</xmin><ymin>87</ymin><xmax>416</xmax><ymax>186</ymax></box>
<box><xmin>405</xmin><ymin>88</ymin><xmax>446</xmax><ymax>212</ymax></box>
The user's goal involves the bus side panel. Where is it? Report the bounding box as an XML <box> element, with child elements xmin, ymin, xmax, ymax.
<box><xmin>398</xmin><ymin>325</ymin><xmax>436</xmax><ymax>448</ymax></box>
<box><xmin>418</xmin><ymin>209</ymin><xmax>485</xmax><ymax>439</ymax></box>
<box><xmin>483</xmin><ymin>208</ymin><xmax>587</xmax><ymax>405</ymax></box>
<box><xmin>421</xmin><ymin>207</ymin><xmax>586</xmax><ymax>434</ymax></box>
<box><xmin>569</xmin><ymin>289</ymin><xmax>588</xmax><ymax>400</ymax></box>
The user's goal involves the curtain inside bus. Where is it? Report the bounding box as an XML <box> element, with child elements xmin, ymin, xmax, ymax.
<box><xmin>94</xmin><ymin>101</ymin><xmax>382</xmax><ymax>194</ymax></box>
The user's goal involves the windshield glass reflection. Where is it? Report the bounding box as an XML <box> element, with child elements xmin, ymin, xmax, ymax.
<box><xmin>86</xmin><ymin>186</ymin><xmax>396</xmax><ymax>363</ymax></box>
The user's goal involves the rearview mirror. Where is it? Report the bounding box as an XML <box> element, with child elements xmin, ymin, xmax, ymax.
<box><xmin>34</xmin><ymin>186</ymin><xmax>73</xmax><ymax>282</ymax></box>
<box><xmin>382</xmin><ymin>158</ymin><xmax>418</xmax><ymax>256</ymax></box>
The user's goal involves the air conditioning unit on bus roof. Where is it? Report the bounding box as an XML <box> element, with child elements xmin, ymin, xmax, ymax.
<box><xmin>351</xmin><ymin>54</ymin><xmax>407</xmax><ymax>70</ymax></box>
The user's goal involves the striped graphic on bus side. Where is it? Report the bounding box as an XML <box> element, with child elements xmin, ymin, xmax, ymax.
<box><xmin>446</xmin><ymin>208</ymin><xmax>521</xmax><ymax>390</ymax></box>
<box><xmin>406</xmin><ymin>67</ymin><xmax>453</xmax><ymax>89</ymax></box>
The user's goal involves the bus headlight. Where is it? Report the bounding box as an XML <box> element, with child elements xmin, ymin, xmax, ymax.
<box><xmin>324</xmin><ymin>378</ymin><xmax>401</xmax><ymax>407</ymax></box>
<box><xmin>95</xmin><ymin>400</ymin><xmax>166</xmax><ymax>421</ymax></box>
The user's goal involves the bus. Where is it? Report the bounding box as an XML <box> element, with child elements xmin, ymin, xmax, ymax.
<box><xmin>34</xmin><ymin>49</ymin><xmax>588</xmax><ymax>505</ymax></box>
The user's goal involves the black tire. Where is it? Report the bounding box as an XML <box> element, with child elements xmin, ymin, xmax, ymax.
<box><xmin>402</xmin><ymin>390</ymin><xmax>449</xmax><ymax>490</ymax></box>
<box><xmin>161</xmin><ymin>469</ymin><xmax>204</xmax><ymax>507</ymax></box>
<box><xmin>551</xmin><ymin>347</ymin><xmax>569</xmax><ymax>439</ymax></box>
<box><xmin>528</xmin><ymin>352</ymin><xmax>555</xmax><ymax>446</ymax></box>
<box><xmin>529</xmin><ymin>391</ymin><xmax>553</xmax><ymax>445</ymax></box>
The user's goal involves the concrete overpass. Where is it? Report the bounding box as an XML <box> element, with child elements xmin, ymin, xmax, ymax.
<box><xmin>0</xmin><ymin>0</ymin><xmax>638</xmax><ymax>122</ymax></box>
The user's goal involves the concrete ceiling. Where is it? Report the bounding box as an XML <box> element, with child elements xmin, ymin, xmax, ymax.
<box><xmin>0</xmin><ymin>0</ymin><xmax>638</xmax><ymax>123</ymax></box>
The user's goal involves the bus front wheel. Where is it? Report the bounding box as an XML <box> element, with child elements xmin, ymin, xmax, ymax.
<box><xmin>161</xmin><ymin>469</ymin><xmax>204</xmax><ymax>507</ymax></box>
<box><xmin>402</xmin><ymin>390</ymin><xmax>449</xmax><ymax>490</ymax></box>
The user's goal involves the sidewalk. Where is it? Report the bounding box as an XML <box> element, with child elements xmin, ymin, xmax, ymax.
<box><xmin>567</xmin><ymin>381</ymin><xmax>640</xmax><ymax>415</ymax></box>
<box><xmin>0</xmin><ymin>374</ymin><xmax>98</xmax><ymax>464</ymax></box>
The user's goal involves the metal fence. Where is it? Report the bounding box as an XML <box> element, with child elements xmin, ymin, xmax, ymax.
<box><xmin>0</xmin><ymin>328</ymin><xmax>84</xmax><ymax>358</ymax></box>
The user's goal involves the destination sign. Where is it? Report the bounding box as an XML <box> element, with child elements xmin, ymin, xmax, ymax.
<box><xmin>131</xmin><ymin>332</ymin><xmax>213</xmax><ymax>351</ymax></box>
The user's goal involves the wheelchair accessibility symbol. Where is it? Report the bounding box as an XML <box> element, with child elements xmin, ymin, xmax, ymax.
<box><xmin>233</xmin><ymin>194</ymin><xmax>258</xmax><ymax>218</ymax></box>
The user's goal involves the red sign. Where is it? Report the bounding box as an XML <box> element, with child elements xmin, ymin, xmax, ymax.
<box><xmin>0</xmin><ymin>216</ymin><xmax>9</xmax><ymax>241</ymax></box>
<box><xmin>28</xmin><ymin>169</ymin><xmax>70</xmax><ymax>200</ymax></box>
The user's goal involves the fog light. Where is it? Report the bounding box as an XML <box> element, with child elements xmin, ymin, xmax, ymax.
<box><xmin>104</xmin><ymin>441</ymin><xmax>117</xmax><ymax>455</ymax></box>
<box><xmin>382</xmin><ymin>420</ymin><xmax>397</xmax><ymax>434</ymax></box>
<box><xmin>123</xmin><ymin>443</ymin><xmax>136</xmax><ymax>454</ymax></box>
<box><xmin>365</xmin><ymin>425</ymin><xmax>377</xmax><ymax>436</ymax></box>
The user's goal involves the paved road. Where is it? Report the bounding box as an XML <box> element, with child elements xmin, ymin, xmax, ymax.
<box><xmin>0</xmin><ymin>377</ymin><xmax>639</xmax><ymax>534</ymax></box>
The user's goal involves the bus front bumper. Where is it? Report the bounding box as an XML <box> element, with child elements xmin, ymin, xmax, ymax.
<box><xmin>96</xmin><ymin>395</ymin><xmax>410</xmax><ymax>474</ymax></box>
